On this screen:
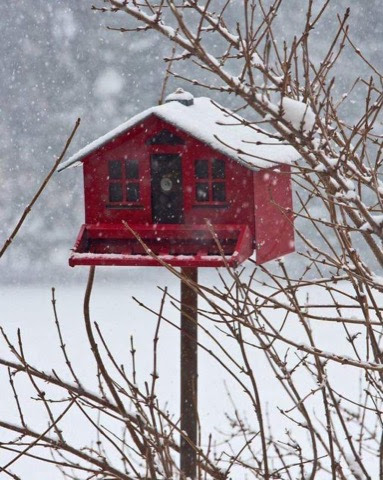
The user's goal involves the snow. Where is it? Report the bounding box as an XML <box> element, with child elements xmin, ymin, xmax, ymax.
<box><xmin>128</xmin><ymin>37</ymin><xmax>156</xmax><ymax>53</ymax></box>
<box><xmin>160</xmin><ymin>24</ymin><xmax>178</xmax><ymax>40</ymax></box>
<box><xmin>324</xmin><ymin>155</ymin><xmax>339</xmax><ymax>168</ymax></box>
<box><xmin>281</xmin><ymin>97</ymin><xmax>316</xmax><ymax>132</ymax></box>
<box><xmin>360</xmin><ymin>215</ymin><xmax>383</xmax><ymax>232</ymax></box>
<box><xmin>93</xmin><ymin>68</ymin><xmax>125</xmax><ymax>98</ymax></box>
<box><xmin>165</xmin><ymin>88</ymin><xmax>194</xmax><ymax>104</ymax></box>
<box><xmin>59</xmin><ymin>92</ymin><xmax>300</xmax><ymax>172</ymax></box>
<box><xmin>343</xmin><ymin>189</ymin><xmax>357</xmax><ymax>200</ymax></box>
<box><xmin>371</xmin><ymin>274</ymin><xmax>383</xmax><ymax>286</ymax></box>
<box><xmin>251</xmin><ymin>52</ymin><xmax>264</xmax><ymax>67</ymax></box>
<box><xmin>314</xmin><ymin>163</ymin><xmax>328</xmax><ymax>172</ymax></box>
<box><xmin>1</xmin><ymin>276</ymin><xmax>381</xmax><ymax>478</ymax></box>
<box><xmin>346</xmin><ymin>455</ymin><xmax>365</xmax><ymax>479</ymax></box>
<box><xmin>52</xmin><ymin>8</ymin><xmax>77</xmax><ymax>41</ymax></box>
<box><xmin>71</xmin><ymin>252</ymin><xmax>227</xmax><ymax>261</ymax></box>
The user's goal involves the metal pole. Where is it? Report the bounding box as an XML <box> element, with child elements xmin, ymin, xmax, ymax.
<box><xmin>180</xmin><ymin>267</ymin><xmax>198</xmax><ymax>479</ymax></box>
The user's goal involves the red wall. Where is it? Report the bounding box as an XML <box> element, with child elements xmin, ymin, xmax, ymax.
<box><xmin>83</xmin><ymin>115</ymin><xmax>255</xmax><ymax>233</ymax></box>
<box><xmin>254</xmin><ymin>165</ymin><xmax>294</xmax><ymax>264</ymax></box>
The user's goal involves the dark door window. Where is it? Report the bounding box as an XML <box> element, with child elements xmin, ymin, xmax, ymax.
<box><xmin>151</xmin><ymin>154</ymin><xmax>184</xmax><ymax>223</ymax></box>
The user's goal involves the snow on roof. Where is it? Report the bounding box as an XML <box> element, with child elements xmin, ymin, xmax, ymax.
<box><xmin>165</xmin><ymin>87</ymin><xmax>194</xmax><ymax>106</ymax></box>
<box><xmin>59</xmin><ymin>92</ymin><xmax>300</xmax><ymax>172</ymax></box>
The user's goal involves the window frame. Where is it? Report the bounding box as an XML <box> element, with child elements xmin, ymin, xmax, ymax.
<box><xmin>107</xmin><ymin>158</ymin><xmax>142</xmax><ymax>207</ymax></box>
<box><xmin>194</xmin><ymin>158</ymin><xmax>227</xmax><ymax>206</ymax></box>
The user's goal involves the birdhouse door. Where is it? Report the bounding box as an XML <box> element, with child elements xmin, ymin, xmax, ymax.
<box><xmin>151</xmin><ymin>154</ymin><xmax>184</xmax><ymax>224</ymax></box>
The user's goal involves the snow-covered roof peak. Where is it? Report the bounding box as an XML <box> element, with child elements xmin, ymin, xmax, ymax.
<box><xmin>165</xmin><ymin>88</ymin><xmax>194</xmax><ymax>106</ymax></box>
<box><xmin>59</xmin><ymin>95</ymin><xmax>300</xmax><ymax>172</ymax></box>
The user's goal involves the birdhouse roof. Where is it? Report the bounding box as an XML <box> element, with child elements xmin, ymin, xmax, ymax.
<box><xmin>59</xmin><ymin>94</ymin><xmax>300</xmax><ymax>171</ymax></box>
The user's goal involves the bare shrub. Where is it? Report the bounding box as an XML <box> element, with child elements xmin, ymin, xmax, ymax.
<box><xmin>1</xmin><ymin>1</ymin><xmax>383</xmax><ymax>479</ymax></box>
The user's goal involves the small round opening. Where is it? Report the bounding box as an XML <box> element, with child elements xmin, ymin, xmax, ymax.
<box><xmin>160</xmin><ymin>177</ymin><xmax>173</xmax><ymax>193</ymax></box>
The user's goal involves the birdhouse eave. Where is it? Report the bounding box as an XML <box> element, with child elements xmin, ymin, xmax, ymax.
<box><xmin>59</xmin><ymin>97</ymin><xmax>300</xmax><ymax>173</ymax></box>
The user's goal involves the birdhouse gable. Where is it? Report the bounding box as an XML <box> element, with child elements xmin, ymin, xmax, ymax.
<box><xmin>59</xmin><ymin>95</ymin><xmax>299</xmax><ymax>172</ymax></box>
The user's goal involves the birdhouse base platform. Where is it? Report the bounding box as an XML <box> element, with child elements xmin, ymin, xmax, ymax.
<box><xmin>69</xmin><ymin>224</ymin><xmax>253</xmax><ymax>268</ymax></box>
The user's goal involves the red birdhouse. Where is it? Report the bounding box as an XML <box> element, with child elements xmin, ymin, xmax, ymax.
<box><xmin>59</xmin><ymin>89</ymin><xmax>297</xmax><ymax>268</ymax></box>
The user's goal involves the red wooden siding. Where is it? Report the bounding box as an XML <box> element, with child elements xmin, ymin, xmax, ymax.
<box><xmin>83</xmin><ymin>115</ymin><xmax>255</xmax><ymax>231</ymax></box>
<box><xmin>254</xmin><ymin>165</ymin><xmax>294</xmax><ymax>264</ymax></box>
<box><xmin>69</xmin><ymin>113</ymin><xmax>294</xmax><ymax>267</ymax></box>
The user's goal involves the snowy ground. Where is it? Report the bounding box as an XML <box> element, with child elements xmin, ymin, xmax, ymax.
<box><xmin>0</xmin><ymin>266</ymin><xmax>378</xmax><ymax>478</ymax></box>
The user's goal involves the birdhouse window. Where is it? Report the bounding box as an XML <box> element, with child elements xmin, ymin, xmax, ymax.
<box><xmin>195</xmin><ymin>159</ymin><xmax>209</xmax><ymax>179</ymax></box>
<box><xmin>126</xmin><ymin>183</ymin><xmax>139</xmax><ymax>202</ymax></box>
<box><xmin>108</xmin><ymin>159</ymin><xmax>140</xmax><ymax>205</ymax></box>
<box><xmin>195</xmin><ymin>159</ymin><xmax>226</xmax><ymax>204</ymax></box>
<box><xmin>146</xmin><ymin>129</ymin><xmax>185</xmax><ymax>145</ymax></box>
<box><xmin>109</xmin><ymin>160</ymin><xmax>122</xmax><ymax>180</ymax></box>
<box><xmin>212</xmin><ymin>159</ymin><xmax>225</xmax><ymax>179</ymax></box>
<box><xmin>109</xmin><ymin>183</ymin><xmax>123</xmax><ymax>202</ymax></box>
<box><xmin>126</xmin><ymin>159</ymin><xmax>139</xmax><ymax>179</ymax></box>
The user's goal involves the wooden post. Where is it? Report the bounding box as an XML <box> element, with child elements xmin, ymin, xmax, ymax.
<box><xmin>180</xmin><ymin>267</ymin><xmax>198</xmax><ymax>479</ymax></box>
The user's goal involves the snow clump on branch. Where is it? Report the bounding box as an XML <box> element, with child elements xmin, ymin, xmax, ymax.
<box><xmin>281</xmin><ymin>97</ymin><xmax>316</xmax><ymax>132</ymax></box>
